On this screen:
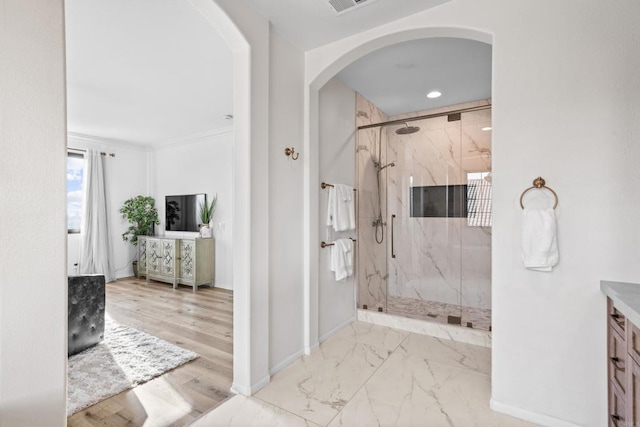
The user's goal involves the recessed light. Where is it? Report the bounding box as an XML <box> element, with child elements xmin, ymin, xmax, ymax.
<box><xmin>482</xmin><ymin>126</ymin><xmax>492</xmax><ymax>131</ymax></box>
<box><xmin>426</xmin><ymin>91</ymin><xmax>442</xmax><ymax>99</ymax></box>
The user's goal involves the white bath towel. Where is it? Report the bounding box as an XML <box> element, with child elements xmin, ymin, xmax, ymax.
<box><xmin>330</xmin><ymin>238</ymin><xmax>354</xmax><ymax>281</ymax></box>
<box><xmin>327</xmin><ymin>184</ymin><xmax>356</xmax><ymax>232</ymax></box>
<box><xmin>521</xmin><ymin>207</ymin><xmax>559</xmax><ymax>271</ymax></box>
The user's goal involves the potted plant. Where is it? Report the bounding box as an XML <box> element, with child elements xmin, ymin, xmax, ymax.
<box><xmin>198</xmin><ymin>194</ymin><xmax>217</xmax><ymax>238</ymax></box>
<box><xmin>119</xmin><ymin>195</ymin><xmax>159</xmax><ymax>277</ymax></box>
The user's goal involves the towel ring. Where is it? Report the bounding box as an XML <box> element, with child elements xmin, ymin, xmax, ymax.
<box><xmin>520</xmin><ymin>177</ymin><xmax>558</xmax><ymax>209</ymax></box>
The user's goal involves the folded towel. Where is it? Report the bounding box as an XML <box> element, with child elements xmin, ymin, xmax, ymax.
<box><xmin>330</xmin><ymin>238</ymin><xmax>354</xmax><ymax>281</ymax></box>
<box><xmin>521</xmin><ymin>207</ymin><xmax>559</xmax><ymax>271</ymax></box>
<box><xmin>327</xmin><ymin>184</ymin><xmax>355</xmax><ymax>232</ymax></box>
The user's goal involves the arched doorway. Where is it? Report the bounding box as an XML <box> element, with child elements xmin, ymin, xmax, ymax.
<box><xmin>303</xmin><ymin>27</ymin><xmax>493</xmax><ymax>350</ymax></box>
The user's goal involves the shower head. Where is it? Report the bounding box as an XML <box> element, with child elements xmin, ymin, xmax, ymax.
<box><xmin>396</xmin><ymin>122</ymin><xmax>420</xmax><ymax>135</ymax></box>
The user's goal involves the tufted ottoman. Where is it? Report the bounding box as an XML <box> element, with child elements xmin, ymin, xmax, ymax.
<box><xmin>68</xmin><ymin>274</ymin><xmax>105</xmax><ymax>356</ymax></box>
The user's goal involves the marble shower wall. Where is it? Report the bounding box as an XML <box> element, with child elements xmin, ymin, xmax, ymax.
<box><xmin>356</xmin><ymin>94</ymin><xmax>388</xmax><ymax>311</ymax></box>
<box><xmin>386</xmin><ymin>102</ymin><xmax>492</xmax><ymax>310</ymax></box>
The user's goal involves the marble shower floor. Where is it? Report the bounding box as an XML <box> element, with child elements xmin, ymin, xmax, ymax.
<box><xmin>191</xmin><ymin>322</ymin><xmax>532</xmax><ymax>427</ymax></box>
<box><xmin>387</xmin><ymin>296</ymin><xmax>492</xmax><ymax>331</ymax></box>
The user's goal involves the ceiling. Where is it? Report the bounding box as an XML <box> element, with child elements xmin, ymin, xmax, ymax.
<box><xmin>245</xmin><ymin>0</ymin><xmax>450</xmax><ymax>51</ymax></box>
<box><xmin>65</xmin><ymin>0</ymin><xmax>234</xmax><ymax>146</ymax></box>
<box><xmin>336</xmin><ymin>37</ymin><xmax>492</xmax><ymax>116</ymax></box>
<box><xmin>65</xmin><ymin>0</ymin><xmax>490</xmax><ymax>147</ymax></box>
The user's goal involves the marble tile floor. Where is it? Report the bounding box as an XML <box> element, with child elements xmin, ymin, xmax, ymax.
<box><xmin>191</xmin><ymin>322</ymin><xmax>533</xmax><ymax>427</ymax></box>
<box><xmin>387</xmin><ymin>296</ymin><xmax>492</xmax><ymax>331</ymax></box>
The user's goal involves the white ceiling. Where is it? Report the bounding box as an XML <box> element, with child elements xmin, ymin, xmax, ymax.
<box><xmin>336</xmin><ymin>37</ymin><xmax>492</xmax><ymax>116</ymax></box>
<box><xmin>65</xmin><ymin>0</ymin><xmax>234</xmax><ymax>146</ymax></box>
<box><xmin>65</xmin><ymin>0</ymin><xmax>489</xmax><ymax>147</ymax></box>
<box><xmin>246</xmin><ymin>0</ymin><xmax>450</xmax><ymax>51</ymax></box>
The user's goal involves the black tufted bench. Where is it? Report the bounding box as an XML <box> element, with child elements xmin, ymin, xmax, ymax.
<box><xmin>68</xmin><ymin>274</ymin><xmax>105</xmax><ymax>356</ymax></box>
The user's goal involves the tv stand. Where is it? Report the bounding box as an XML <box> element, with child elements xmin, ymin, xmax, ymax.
<box><xmin>137</xmin><ymin>236</ymin><xmax>214</xmax><ymax>291</ymax></box>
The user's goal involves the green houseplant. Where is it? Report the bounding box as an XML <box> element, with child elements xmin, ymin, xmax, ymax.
<box><xmin>120</xmin><ymin>196</ymin><xmax>159</xmax><ymax>277</ymax></box>
<box><xmin>198</xmin><ymin>194</ymin><xmax>217</xmax><ymax>238</ymax></box>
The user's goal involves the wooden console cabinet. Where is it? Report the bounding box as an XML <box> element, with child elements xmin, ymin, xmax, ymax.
<box><xmin>137</xmin><ymin>236</ymin><xmax>214</xmax><ymax>291</ymax></box>
<box><xmin>607</xmin><ymin>297</ymin><xmax>640</xmax><ymax>426</ymax></box>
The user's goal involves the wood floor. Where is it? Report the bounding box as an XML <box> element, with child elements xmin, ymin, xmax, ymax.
<box><xmin>67</xmin><ymin>277</ymin><xmax>233</xmax><ymax>427</ymax></box>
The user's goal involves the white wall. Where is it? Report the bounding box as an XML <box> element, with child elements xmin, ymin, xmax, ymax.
<box><xmin>0</xmin><ymin>0</ymin><xmax>67</xmax><ymax>425</ymax></box>
<box><xmin>317</xmin><ymin>77</ymin><xmax>357</xmax><ymax>341</ymax></box>
<box><xmin>304</xmin><ymin>1</ymin><xmax>640</xmax><ymax>425</ymax></box>
<box><xmin>188</xmin><ymin>0</ymin><xmax>271</xmax><ymax>393</ymax></box>
<box><xmin>267</xmin><ymin>31</ymin><xmax>306</xmax><ymax>373</ymax></box>
<box><xmin>151</xmin><ymin>131</ymin><xmax>234</xmax><ymax>289</ymax></box>
<box><xmin>67</xmin><ymin>135</ymin><xmax>149</xmax><ymax>279</ymax></box>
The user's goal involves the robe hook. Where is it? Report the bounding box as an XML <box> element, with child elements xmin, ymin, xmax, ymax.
<box><xmin>284</xmin><ymin>147</ymin><xmax>299</xmax><ymax>160</ymax></box>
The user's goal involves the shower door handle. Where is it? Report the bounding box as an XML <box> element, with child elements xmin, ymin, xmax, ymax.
<box><xmin>391</xmin><ymin>214</ymin><xmax>396</xmax><ymax>258</ymax></box>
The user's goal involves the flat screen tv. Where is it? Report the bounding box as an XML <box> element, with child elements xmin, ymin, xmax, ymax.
<box><xmin>165</xmin><ymin>193</ymin><xmax>206</xmax><ymax>232</ymax></box>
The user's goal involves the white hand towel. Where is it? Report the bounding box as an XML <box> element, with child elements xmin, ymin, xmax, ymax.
<box><xmin>521</xmin><ymin>207</ymin><xmax>559</xmax><ymax>271</ymax></box>
<box><xmin>330</xmin><ymin>238</ymin><xmax>354</xmax><ymax>281</ymax></box>
<box><xmin>327</xmin><ymin>184</ymin><xmax>355</xmax><ymax>232</ymax></box>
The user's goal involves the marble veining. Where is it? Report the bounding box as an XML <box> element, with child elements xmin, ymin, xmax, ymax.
<box><xmin>358</xmin><ymin>309</ymin><xmax>492</xmax><ymax>348</ymax></box>
<box><xmin>328</xmin><ymin>352</ymin><xmax>530</xmax><ymax>427</ymax></box>
<box><xmin>387</xmin><ymin>296</ymin><xmax>492</xmax><ymax>331</ymax></box>
<box><xmin>356</xmin><ymin>96</ymin><xmax>493</xmax><ymax>323</ymax></box>
<box><xmin>191</xmin><ymin>395</ymin><xmax>322</xmax><ymax>427</ymax></box>
<box><xmin>193</xmin><ymin>320</ymin><xmax>531</xmax><ymax>426</ymax></box>
<box><xmin>254</xmin><ymin>336</ymin><xmax>391</xmax><ymax>426</ymax></box>
<box><xmin>356</xmin><ymin>94</ymin><xmax>389</xmax><ymax>311</ymax></box>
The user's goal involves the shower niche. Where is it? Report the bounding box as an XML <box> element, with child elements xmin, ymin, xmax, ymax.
<box><xmin>356</xmin><ymin>94</ymin><xmax>492</xmax><ymax>330</ymax></box>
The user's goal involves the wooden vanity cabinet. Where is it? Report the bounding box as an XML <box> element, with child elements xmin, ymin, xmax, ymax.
<box><xmin>607</xmin><ymin>297</ymin><xmax>640</xmax><ymax>426</ymax></box>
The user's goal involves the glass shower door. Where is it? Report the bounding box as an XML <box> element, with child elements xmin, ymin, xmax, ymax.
<box><xmin>356</xmin><ymin>125</ymin><xmax>389</xmax><ymax>312</ymax></box>
<box><xmin>385</xmin><ymin>113</ymin><xmax>464</xmax><ymax>325</ymax></box>
<box><xmin>460</xmin><ymin>109</ymin><xmax>492</xmax><ymax>330</ymax></box>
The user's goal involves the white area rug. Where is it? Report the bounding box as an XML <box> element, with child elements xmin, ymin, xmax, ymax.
<box><xmin>67</xmin><ymin>319</ymin><xmax>198</xmax><ymax>416</ymax></box>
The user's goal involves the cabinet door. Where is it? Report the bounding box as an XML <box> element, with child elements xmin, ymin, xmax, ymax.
<box><xmin>627</xmin><ymin>358</ymin><xmax>640</xmax><ymax>427</ymax></box>
<box><xmin>627</xmin><ymin>321</ymin><xmax>640</xmax><ymax>366</ymax></box>
<box><xmin>609</xmin><ymin>323</ymin><xmax>628</xmax><ymax>395</ymax></box>
<box><xmin>147</xmin><ymin>238</ymin><xmax>162</xmax><ymax>275</ymax></box>
<box><xmin>609</xmin><ymin>298</ymin><xmax>627</xmax><ymax>339</ymax></box>
<box><xmin>180</xmin><ymin>240</ymin><xmax>195</xmax><ymax>282</ymax></box>
<box><xmin>161</xmin><ymin>239</ymin><xmax>177</xmax><ymax>277</ymax></box>
<box><xmin>138</xmin><ymin>237</ymin><xmax>147</xmax><ymax>272</ymax></box>
<box><xmin>610</xmin><ymin>381</ymin><xmax>628</xmax><ymax>427</ymax></box>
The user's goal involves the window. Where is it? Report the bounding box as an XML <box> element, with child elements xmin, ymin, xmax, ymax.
<box><xmin>67</xmin><ymin>152</ymin><xmax>84</xmax><ymax>233</ymax></box>
<box><xmin>467</xmin><ymin>172</ymin><xmax>492</xmax><ymax>227</ymax></box>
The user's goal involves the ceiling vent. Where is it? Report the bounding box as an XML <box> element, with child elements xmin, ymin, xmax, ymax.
<box><xmin>327</xmin><ymin>0</ymin><xmax>380</xmax><ymax>15</ymax></box>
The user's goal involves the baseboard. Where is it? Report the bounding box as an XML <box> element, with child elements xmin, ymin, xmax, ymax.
<box><xmin>213</xmin><ymin>282</ymin><xmax>232</xmax><ymax>290</ymax></box>
<box><xmin>251</xmin><ymin>375</ymin><xmax>271</xmax><ymax>394</ymax></box>
<box><xmin>269</xmin><ymin>349</ymin><xmax>305</xmax><ymax>377</ymax></box>
<box><xmin>318</xmin><ymin>314</ymin><xmax>357</xmax><ymax>343</ymax></box>
<box><xmin>231</xmin><ymin>375</ymin><xmax>271</xmax><ymax>396</ymax></box>
<box><xmin>230</xmin><ymin>382</ymin><xmax>250</xmax><ymax>396</ymax></box>
<box><xmin>304</xmin><ymin>341</ymin><xmax>319</xmax><ymax>355</ymax></box>
<box><xmin>490</xmin><ymin>399</ymin><xmax>581</xmax><ymax>427</ymax></box>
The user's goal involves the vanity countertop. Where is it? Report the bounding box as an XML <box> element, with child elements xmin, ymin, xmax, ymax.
<box><xmin>601</xmin><ymin>280</ymin><xmax>640</xmax><ymax>327</ymax></box>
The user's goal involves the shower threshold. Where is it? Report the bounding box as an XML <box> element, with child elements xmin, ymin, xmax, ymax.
<box><xmin>386</xmin><ymin>296</ymin><xmax>491</xmax><ymax>331</ymax></box>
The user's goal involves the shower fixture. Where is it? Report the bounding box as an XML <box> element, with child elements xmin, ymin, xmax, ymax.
<box><xmin>395</xmin><ymin>123</ymin><xmax>420</xmax><ymax>135</ymax></box>
<box><xmin>378</xmin><ymin>162</ymin><xmax>396</xmax><ymax>171</ymax></box>
<box><xmin>374</xmin><ymin>160</ymin><xmax>396</xmax><ymax>172</ymax></box>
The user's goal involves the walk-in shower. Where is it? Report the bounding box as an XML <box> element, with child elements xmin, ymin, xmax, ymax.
<box><xmin>356</xmin><ymin>96</ymin><xmax>493</xmax><ymax>330</ymax></box>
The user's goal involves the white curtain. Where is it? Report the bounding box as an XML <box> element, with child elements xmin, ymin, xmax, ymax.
<box><xmin>79</xmin><ymin>150</ymin><xmax>114</xmax><ymax>282</ymax></box>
